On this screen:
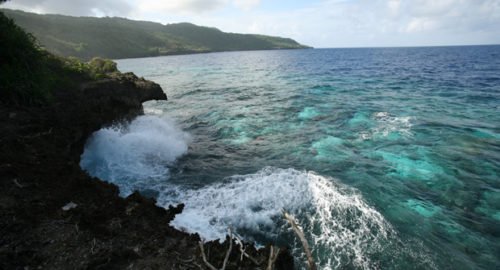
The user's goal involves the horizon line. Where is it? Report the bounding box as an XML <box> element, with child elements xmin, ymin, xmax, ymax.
<box><xmin>314</xmin><ymin>43</ymin><xmax>500</xmax><ymax>50</ymax></box>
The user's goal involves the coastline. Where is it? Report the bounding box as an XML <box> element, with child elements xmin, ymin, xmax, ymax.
<box><xmin>0</xmin><ymin>71</ymin><xmax>293</xmax><ymax>269</ymax></box>
<box><xmin>113</xmin><ymin>47</ymin><xmax>314</xmax><ymax>61</ymax></box>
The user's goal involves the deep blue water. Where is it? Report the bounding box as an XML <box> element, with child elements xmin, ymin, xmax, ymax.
<box><xmin>81</xmin><ymin>46</ymin><xmax>500</xmax><ymax>269</ymax></box>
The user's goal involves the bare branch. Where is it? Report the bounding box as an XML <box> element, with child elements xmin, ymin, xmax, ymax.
<box><xmin>198</xmin><ymin>228</ymin><xmax>234</xmax><ymax>270</ymax></box>
<box><xmin>283</xmin><ymin>211</ymin><xmax>316</xmax><ymax>270</ymax></box>
<box><xmin>220</xmin><ymin>228</ymin><xmax>233</xmax><ymax>270</ymax></box>
<box><xmin>198</xmin><ymin>241</ymin><xmax>217</xmax><ymax>270</ymax></box>
<box><xmin>266</xmin><ymin>246</ymin><xmax>274</xmax><ymax>270</ymax></box>
<box><xmin>266</xmin><ymin>246</ymin><xmax>281</xmax><ymax>270</ymax></box>
<box><xmin>234</xmin><ymin>236</ymin><xmax>245</xmax><ymax>261</ymax></box>
<box><xmin>234</xmin><ymin>235</ymin><xmax>261</xmax><ymax>265</ymax></box>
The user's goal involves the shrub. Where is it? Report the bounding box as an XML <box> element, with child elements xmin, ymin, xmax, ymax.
<box><xmin>0</xmin><ymin>11</ymin><xmax>52</xmax><ymax>104</ymax></box>
<box><xmin>0</xmin><ymin>11</ymin><xmax>120</xmax><ymax>105</ymax></box>
<box><xmin>88</xmin><ymin>57</ymin><xmax>118</xmax><ymax>78</ymax></box>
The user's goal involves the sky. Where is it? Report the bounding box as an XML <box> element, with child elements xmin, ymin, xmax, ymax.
<box><xmin>3</xmin><ymin>0</ymin><xmax>500</xmax><ymax>48</ymax></box>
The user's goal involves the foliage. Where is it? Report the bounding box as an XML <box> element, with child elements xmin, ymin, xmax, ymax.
<box><xmin>0</xmin><ymin>11</ymin><xmax>53</xmax><ymax>104</ymax></box>
<box><xmin>88</xmin><ymin>57</ymin><xmax>118</xmax><ymax>78</ymax></box>
<box><xmin>0</xmin><ymin>10</ymin><xmax>119</xmax><ymax>105</ymax></box>
<box><xmin>60</xmin><ymin>56</ymin><xmax>118</xmax><ymax>79</ymax></box>
<box><xmin>1</xmin><ymin>9</ymin><xmax>310</xmax><ymax>60</ymax></box>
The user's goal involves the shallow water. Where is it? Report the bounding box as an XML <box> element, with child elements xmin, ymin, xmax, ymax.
<box><xmin>81</xmin><ymin>47</ymin><xmax>500</xmax><ymax>269</ymax></box>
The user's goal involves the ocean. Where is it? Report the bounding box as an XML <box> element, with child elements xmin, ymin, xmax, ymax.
<box><xmin>80</xmin><ymin>46</ymin><xmax>500</xmax><ymax>269</ymax></box>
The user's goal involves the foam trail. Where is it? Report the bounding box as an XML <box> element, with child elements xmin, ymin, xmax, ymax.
<box><xmin>158</xmin><ymin>167</ymin><xmax>394</xmax><ymax>269</ymax></box>
<box><xmin>359</xmin><ymin>112</ymin><xmax>413</xmax><ymax>140</ymax></box>
<box><xmin>80</xmin><ymin>115</ymin><xmax>190</xmax><ymax>196</ymax></box>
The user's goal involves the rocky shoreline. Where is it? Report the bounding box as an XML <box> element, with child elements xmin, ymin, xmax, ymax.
<box><xmin>0</xmin><ymin>72</ymin><xmax>293</xmax><ymax>269</ymax></box>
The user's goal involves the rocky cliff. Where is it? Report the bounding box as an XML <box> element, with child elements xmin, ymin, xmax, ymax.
<box><xmin>0</xmin><ymin>71</ymin><xmax>293</xmax><ymax>269</ymax></box>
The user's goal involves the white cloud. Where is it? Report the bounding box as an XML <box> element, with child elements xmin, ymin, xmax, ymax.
<box><xmin>133</xmin><ymin>0</ymin><xmax>260</xmax><ymax>14</ymax></box>
<box><xmin>387</xmin><ymin>0</ymin><xmax>401</xmax><ymax>16</ymax></box>
<box><xmin>2</xmin><ymin>0</ymin><xmax>261</xmax><ymax>16</ymax></box>
<box><xmin>233</xmin><ymin>0</ymin><xmax>261</xmax><ymax>10</ymax></box>
<box><xmin>404</xmin><ymin>17</ymin><xmax>437</xmax><ymax>33</ymax></box>
<box><xmin>126</xmin><ymin>0</ymin><xmax>500</xmax><ymax>47</ymax></box>
<box><xmin>2</xmin><ymin>0</ymin><xmax>132</xmax><ymax>17</ymax></box>
<box><xmin>135</xmin><ymin>0</ymin><xmax>226</xmax><ymax>14</ymax></box>
<box><xmin>409</xmin><ymin>0</ymin><xmax>457</xmax><ymax>16</ymax></box>
<box><xmin>2</xmin><ymin>0</ymin><xmax>500</xmax><ymax>47</ymax></box>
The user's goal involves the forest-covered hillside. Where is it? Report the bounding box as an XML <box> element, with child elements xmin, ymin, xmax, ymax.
<box><xmin>3</xmin><ymin>8</ymin><xmax>310</xmax><ymax>60</ymax></box>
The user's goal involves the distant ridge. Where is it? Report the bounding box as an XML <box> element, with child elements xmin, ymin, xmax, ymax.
<box><xmin>2</xmin><ymin>9</ymin><xmax>311</xmax><ymax>60</ymax></box>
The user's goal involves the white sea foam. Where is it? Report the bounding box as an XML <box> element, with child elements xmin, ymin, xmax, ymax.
<box><xmin>373</xmin><ymin>112</ymin><xmax>413</xmax><ymax>137</ymax></box>
<box><xmin>158</xmin><ymin>167</ymin><xmax>394</xmax><ymax>269</ymax></box>
<box><xmin>80</xmin><ymin>115</ymin><xmax>191</xmax><ymax>196</ymax></box>
<box><xmin>359</xmin><ymin>112</ymin><xmax>413</xmax><ymax>140</ymax></box>
<box><xmin>143</xmin><ymin>107</ymin><xmax>164</xmax><ymax>115</ymax></box>
<box><xmin>79</xmin><ymin>116</ymin><xmax>431</xmax><ymax>268</ymax></box>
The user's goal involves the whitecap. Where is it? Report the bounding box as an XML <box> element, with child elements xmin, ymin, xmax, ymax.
<box><xmin>80</xmin><ymin>115</ymin><xmax>191</xmax><ymax>196</ymax></box>
<box><xmin>158</xmin><ymin>167</ymin><xmax>394</xmax><ymax>269</ymax></box>
<box><xmin>358</xmin><ymin>112</ymin><xmax>414</xmax><ymax>140</ymax></box>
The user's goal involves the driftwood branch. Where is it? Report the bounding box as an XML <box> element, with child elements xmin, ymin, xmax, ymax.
<box><xmin>198</xmin><ymin>241</ymin><xmax>217</xmax><ymax>270</ymax></box>
<box><xmin>234</xmin><ymin>235</ymin><xmax>261</xmax><ymax>265</ymax></box>
<box><xmin>221</xmin><ymin>228</ymin><xmax>233</xmax><ymax>270</ymax></box>
<box><xmin>235</xmin><ymin>235</ymin><xmax>245</xmax><ymax>261</ymax></box>
<box><xmin>283</xmin><ymin>212</ymin><xmax>316</xmax><ymax>270</ymax></box>
<box><xmin>198</xmin><ymin>228</ymin><xmax>233</xmax><ymax>270</ymax></box>
<box><xmin>266</xmin><ymin>245</ymin><xmax>280</xmax><ymax>270</ymax></box>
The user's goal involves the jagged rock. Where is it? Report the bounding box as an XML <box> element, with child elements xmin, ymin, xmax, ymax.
<box><xmin>0</xmin><ymin>70</ymin><xmax>294</xmax><ymax>269</ymax></box>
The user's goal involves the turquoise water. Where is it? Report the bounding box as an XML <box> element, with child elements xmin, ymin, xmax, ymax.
<box><xmin>82</xmin><ymin>47</ymin><xmax>500</xmax><ymax>269</ymax></box>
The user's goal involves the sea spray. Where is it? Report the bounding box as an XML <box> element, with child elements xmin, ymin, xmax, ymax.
<box><xmin>80</xmin><ymin>115</ymin><xmax>191</xmax><ymax>196</ymax></box>
<box><xmin>79</xmin><ymin>115</ymin><xmax>436</xmax><ymax>269</ymax></box>
<box><xmin>158</xmin><ymin>167</ymin><xmax>395</xmax><ymax>269</ymax></box>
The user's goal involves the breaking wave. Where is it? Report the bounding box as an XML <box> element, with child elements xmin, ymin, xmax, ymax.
<box><xmin>158</xmin><ymin>167</ymin><xmax>396</xmax><ymax>269</ymax></box>
<box><xmin>80</xmin><ymin>115</ymin><xmax>190</xmax><ymax>196</ymax></box>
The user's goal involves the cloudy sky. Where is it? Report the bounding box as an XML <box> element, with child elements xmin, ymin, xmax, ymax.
<box><xmin>3</xmin><ymin>0</ymin><xmax>500</xmax><ymax>47</ymax></box>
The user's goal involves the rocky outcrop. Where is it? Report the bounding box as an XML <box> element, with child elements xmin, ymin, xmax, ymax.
<box><xmin>81</xmin><ymin>72</ymin><xmax>166</xmax><ymax>105</ymax></box>
<box><xmin>53</xmin><ymin>72</ymin><xmax>166</xmax><ymax>162</ymax></box>
<box><xmin>0</xmin><ymin>72</ymin><xmax>293</xmax><ymax>269</ymax></box>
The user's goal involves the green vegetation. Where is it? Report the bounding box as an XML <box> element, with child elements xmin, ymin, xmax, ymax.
<box><xmin>0</xmin><ymin>10</ymin><xmax>118</xmax><ymax>105</ymax></box>
<box><xmin>1</xmin><ymin>9</ymin><xmax>310</xmax><ymax>60</ymax></box>
<box><xmin>0</xmin><ymin>10</ymin><xmax>55</xmax><ymax>104</ymax></box>
<box><xmin>62</xmin><ymin>57</ymin><xmax>118</xmax><ymax>79</ymax></box>
<box><xmin>0</xmin><ymin>7</ymin><xmax>308</xmax><ymax>104</ymax></box>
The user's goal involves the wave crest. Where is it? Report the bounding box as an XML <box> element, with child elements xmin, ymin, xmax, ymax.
<box><xmin>80</xmin><ymin>115</ymin><xmax>190</xmax><ymax>196</ymax></box>
<box><xmin>159</xmin><ymin>167</ymin><xmax>394</xmax><ymax>269</ymax></box>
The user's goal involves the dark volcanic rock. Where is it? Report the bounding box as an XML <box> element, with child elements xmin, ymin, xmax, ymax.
<box><xmin>0</xmin><ymin>72</ymin><xmax>294</xmax><ymax>269</ymax></box>
<box><xmin>82</xmin><ymin>72</ymin><xmax>166</xmax><ymax>104</ymax></box>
